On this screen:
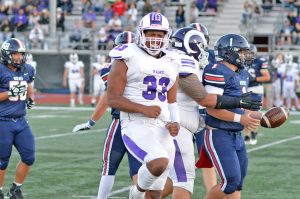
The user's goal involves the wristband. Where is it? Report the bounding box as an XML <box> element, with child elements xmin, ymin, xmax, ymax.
<box><xmin>88</xmin><ymin>119</ymin><xmax>96</xmax><ymax>127</ymax></box>
<box><xmin>168</xmin><ymin>103</ymin><xmax>180</xmax><ymax>123</ymax></box>
<box><xmin>233</xmin><ymin>114</ymin><xmax>241</xmax><ymax>123</ymax></box>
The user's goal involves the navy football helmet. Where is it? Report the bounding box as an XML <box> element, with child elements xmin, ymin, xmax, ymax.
<box><xmin>214</xmin><ymin>34</ymin><xmax>250</xmax><ymax>68</ymax></box>
<box><xmin>171</xmin><ymin>27</ymin><xmax>208</xmax><ymax>66</ymax></box>
<box><xmin>0</xmin><ymin>38</ymin><xmax>26</xmax><ymax>68</ymax></box>
<box><xmin>245</xmin><ymin>44</ymin><xmax>257</xmax><ymax>67</ymax></box>
<box><xmin>114</xmin><ymin>31</ymin><xmax>136</xmax><ymax>46</ymax></box>
<box><xmin>188</xmin><ymin>23</ymin><xmax>210</xmax><ymax>45</ymax></box>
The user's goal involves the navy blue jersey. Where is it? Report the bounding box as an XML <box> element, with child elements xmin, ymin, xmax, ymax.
<box><xmin>207</xmin><ymin>49</ymin><xmax>216</xmax><ymax>65</ymax></box>
<box><xmin>0</xmin><ymin>63</ymin><xmax>35</xmax><ymax>118</ymax></box>
<box><xmin>248</xmin><ymin>56</ymin><xmax>268</xmax><ymax>87</ymax></box>
<box><xmin>100</xmin><ymin>64</ymin><xmax>120</xmax><ymax>119</ymax></box>
<box><xmin>203</xmin><ymin>62</ymin><xmax>249</xmax><ymax>131</ymax></box>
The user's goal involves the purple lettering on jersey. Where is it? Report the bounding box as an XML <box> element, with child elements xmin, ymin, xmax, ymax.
<box><xmin>142</xmin><ymin>75</ymin><xmax>170</xmax><ymax>102</ymax></box>
<box><xmin>114</xmin><ymin>44</ymin><xmax>128</xmax><ymax>51</ymax></box>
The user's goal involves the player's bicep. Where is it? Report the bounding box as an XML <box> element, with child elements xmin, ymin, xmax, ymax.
<box><xmin>179</xmin><ymin>74</ymin><xmax>208</xmax><ymax>101</ymax></box>
<box><xmin>107</xmin><ymin>59</ymin><xmax>127</xmax><ymax>99</ymax></box>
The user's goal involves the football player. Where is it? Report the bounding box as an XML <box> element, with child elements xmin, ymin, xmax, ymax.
<box><xmin>63</xmin><ymin>53</ymin><xmax>85</xmax><ymax>107</ymax></box>
<box><xmin>25</xmin><ymin>53</ymin><xmax>37</xmax><ymax>89</ymax></box>
<box><xmin>90</xmin><ymin>54</ymin><xmax>106</xmax><ymax>107</ymax></box>
<box><xmin>0</xmin><ymin>38</ymin><xmax>35</xmax><ymax>199</ymax></box>
<box><xmin>72</xmin><ymin>31</ymin><xmax>141</xmax><ymax>199</ymax></box>
<box><xmin>201</xmin><ymin>34</ymin><xmax>260</xmax><ymax>199</ymax></box>
<box><xmin>162</xmin><ymin>28</ymin><xmax>261</xmax><ymax>199</ymax></box>
<box><xmin>108</xmin><ymin>12</ymin><xmax>181</xmax><ymax>199</ymax></box>
<box><xmin>243</xmin><ymin>44</ymin><xmax>270</xmax><ymax>145</ymax></box>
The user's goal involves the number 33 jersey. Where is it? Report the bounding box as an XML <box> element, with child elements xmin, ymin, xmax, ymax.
<box><xmin>109</xmin><ymin>43</ymin><xmax>181</xmax><ymax>121</ymax></box>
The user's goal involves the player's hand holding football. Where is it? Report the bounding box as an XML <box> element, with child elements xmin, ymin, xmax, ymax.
<box><xmin>240</xmin><ymin>110</ymin><xmax>261</xmax><ymax>131</ymax></box>
<box><xmin>239</xmin><ymin>92</ymin><xmax>262</xmax><ymax>111</ymax></box>
<box><xmin>165</xmin><ymin>122</ymin><xmax>180</xmax><ymax>137</ymax></box>
<box><xmin>142</xmin><ymin>105</ymin><xmax>161</xmax><ymax>118</ymax></box>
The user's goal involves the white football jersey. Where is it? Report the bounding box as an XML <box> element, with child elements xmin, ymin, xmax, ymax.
<box><xmin>109</xmin><ymin>43</ymin><xmax>181</xmax><ymax>122</ymax></box>
<box><xmin>64</xmin><ymin>61</ymin><xmax>84</xmax><ymax>79</ymax></box>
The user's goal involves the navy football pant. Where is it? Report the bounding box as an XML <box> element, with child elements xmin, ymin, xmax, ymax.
<box><xmin>101</xmin><ymin>118</ymin><xmax>141</xmax><ymax>178</ymax></box>
<box><xmin>0</xmin><ymin>117</ymin><xmax>35</xmax><ymax>170</ymax></box>
<box><xmin>203</xmin><ymin>128</ymin><xmax>248</xmax><ymax>194</ymax></box>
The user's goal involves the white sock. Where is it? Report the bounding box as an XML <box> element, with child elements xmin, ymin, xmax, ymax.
<box><xmin>97</xmin><ymin>175</ymin><xmax>115</xmax><ymax>199</ymax></box>
<box><xmin>137</xmin><ymin>164</ymin><xmax>159</xmax><ymax>190</ymax></box>
<box><xmin>14</xmin><ymin>182</ymin><xmax>22</xmax><ymax>186</ymax></box>
<box><xmin>0</xmin><ymin>187</ymin><xmax>2</xmax><ymax>190</ymax></box>
<box><xmin>70</xmin><ymin>98</ymin><xmax>75</xmax><ymax>106</ymax></box>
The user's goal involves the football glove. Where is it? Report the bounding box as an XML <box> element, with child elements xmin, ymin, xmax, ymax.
<box><xmin>8</xmin><ymin>83</ymin><xmax>27</xmax><ymax>97</ymax></box>
<box><xmin>239</xmin><ymin>92</ymin><xmax>262</xmax><ymax>111</ymax></box>
<box><xmin>26</xmin><ymin>98</ymin><xmax>35</xmax><ymax>109</ymax></box>
<box><xmin>72</xmin><ymin>119</ymin><xmax>96</xmax><ymax>133</ymax></box>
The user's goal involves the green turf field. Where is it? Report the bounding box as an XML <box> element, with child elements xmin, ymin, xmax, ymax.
<box><xmin>3</xmin><ymin>107</ymin><xmax>300</xmax><ymax>199</ymax></box>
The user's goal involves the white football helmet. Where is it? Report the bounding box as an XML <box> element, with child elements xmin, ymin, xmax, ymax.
<box><xmin>137</xmin><ymin>12</ymin><xmax>172</xmax><ymax>56</ymax></box>
<box><xmin>285</xmin><ymin>53</ymin><xmax>293</xmax><ymax>64</ymax></box>
<box><xmin>70</xmin><ymin>53</ymin><xmax>78</xmax><ymax>64</ymax></box>
<box><xmin>26</xmin><ymin>53</ymin><xmax>33</xmax><ymax>63</ymax></box>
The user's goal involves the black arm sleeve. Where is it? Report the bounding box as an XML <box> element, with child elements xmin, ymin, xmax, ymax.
<box><xmin>215</xmin><ymin>95</ymin><xmax>240</xmax><ymax>109</ymax></box>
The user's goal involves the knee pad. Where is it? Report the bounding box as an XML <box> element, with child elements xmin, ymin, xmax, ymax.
<box><xmin>0</xmin><ymin>158</ymin><xmax>9</xmax><ymax>170</ymax></box>
<box><xmin>21</xmin><ymin>154</ymin><xmax>35</xmax><ymax>166</ymax></box>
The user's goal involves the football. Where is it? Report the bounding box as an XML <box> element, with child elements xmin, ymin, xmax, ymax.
<box><xmin>260</xmin><ymin>107</ymin><xmax>289</xmax><ymax>128</ymax></box>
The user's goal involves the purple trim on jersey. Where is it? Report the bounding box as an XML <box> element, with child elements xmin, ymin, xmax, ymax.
<box><xmin>111</xmin><ymin>56</ymin><xmax>123</xmax><ymax>59</ymax></box>
<box><xmin>150</xmin><ymin>12</ymin><xmax>162</xmax><ymax>26</ymax></box>
<box><xmin>173</xmin><ymin>139</ymin><xmax>187</xmax><ymax>182</ymax></box>
<box><xmin>181</xmin><ymin>61</ymin><xmax>195</xmax><ymax>65</ymax></box>
<box><xmin>179</xmin><ymin>72</ymin><xmax>192</xmax><ymax>77</ymax></box>
<box><xmin>181</xmin><ymin>64</ymin><xmax>195</xmax><ymax>68</ymax></box>
<box><xmin>122</xmin><ymin>134</ymin><xmax>147</xmax><ymax>161</ymax></box>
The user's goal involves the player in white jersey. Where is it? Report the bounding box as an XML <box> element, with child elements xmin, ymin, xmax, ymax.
<box><xmin>63</xmin><ymin>53</ymin><xmax>85</xmax><ymax>107</ymax></box>
<box><xmin>271</xmin><ymin>53</ymin><xmax>285</xmax><ymax>107</ymax></box>
<box><xmin>107</xmin><ymin>12</ymin><xmax>181</xmax><ymax>199</ymax></box>
<box><xmin>90</xmin><ymin>54</ymin><xmax>106</xmax><ymax>107</ymax></box>
<box><xmin>283</xmin><ymin>63</ymin><xmax>300</xmax><ymax>111</ymax></box>
<box><xmin>25</xmin><ymin>53</ymin><xmax>37</xmax><ymax>89</ymax></box>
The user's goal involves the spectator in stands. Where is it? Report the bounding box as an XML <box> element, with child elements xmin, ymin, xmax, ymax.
<box><xmin>38</xmin><ymin>9</ymin><xmax>50</xmax><ymax>36</ymax></box>
<box><xmin>37</xmin><ymin>0</ymin><xmax>49</xmax><ymax>12</ymax></box>
<box><xmin>82</xmin><ymin>6</ymin><xmax>97</xmax><ymax>31</ymax></box>
<box><xmin>295</xmin><ymin>0</ymin><xmax>300</xmax><ymax>15</ymax></box>
<box><xmin>104</xmin><ymin>4</ymin><xmax>114</xmax><ymax>24</ymax></box>
<box><xmin>0</xmin><ymin>4</ymin><xmax>9</xmax><ymax>17</ymax></box>
<box><xmin>206</xmin><ymin>0</ymin><xmax>218</xmax><ymax>15</ymax></box>
<box><xmin>279</xmin><ymin>19</ymin><xmax>294</xmax><ymax>45</ymax></box>
<box><xmin>11</xmin><ymin>2</ymin><xmax>22</xmax><ymax>15</ymax></box>
<box><xmin>153</xmin><ymin>0</ymin><xmax>165</xmax><ymax>14</ymax></box>
<box><xmin>69</xmin><ymin>18</ymin><xmax>82</xmax><ymax>43</ymax></box>
<box><xmin>81</xmin><ymin>0</ymin><xmax>94</xmax><ymax>14</ymax></box>
<box><xmin>98</xmin><ymin>25</ymin><xmax>109</xmax><ymax>50</ymax></box>
<box><xmin>3</xmin><ymin>0</ymin><xmax>13</xmax><ymax>9</ymax></box>
<box><xmin>0</xmin><ymin>17</ymin><xmax>12</xmax><ymax>42</ymax></box>
<box><xmin>287</xmin><ymin>9</ymin><xmax>297</xmax><ymax>27</ymax></box>
<box><xmin>28</xmin><ymin>9</ymin><xmax>40</xmax><ymax>30</ymax></box>
<box><xmin>292</xmin><ymin>20</ymin><xmax>300</xmax><ymax>44</ymax></box>
<box><xmin>175</xmin><ymin>4</ymin><xmax>185</xmax><ymax>28</ymax></box>
<box><xmin>136</xmin><ymin>0</ymin><xmax>145</xmax><ymax>15</ymax></box>
<box><xmin>190</xmin><ymin>1</ymin><xmax>199</xmax><ymax>23</ymax></box>
<box><xmin>29</xmin><ymin>24</ymin><xmax>45</xmax><ymax>49</ymax></box>
<box><xmin>242</xmin><ymin>0</ymin><xmax>253</xmax><ymax>26</ymax></box>
<box><xmin>108</xmin><ymin>12</ymin><xmax>122</xmax><ymax>31</ymax></box>
<box><xmin>126</xmin><ymin>2</ymin><xmax>138</xmax><ymax>26</ymax></box>
<box><xmin>196</xmin><ymin>0</ymin><xmax>205</xmax><ymax>12</ymax></box>
<box><xmin>57</xmin><ymin>7</ymin><xmax>65</xmax><ymax>32</ymax></box>
<box><xmin>142</xmin><ymin>0</ymin><xmax>153</xmax><ymax>16</ymax></box>
<box><xmin>113</xmin><ymin>0</ymin><xmax>126</xmax><ymax>17</ymax></box>
<box><xmin>252</xmin><ymin>1</ymin><xmax>262</xmax><ymax>28</ymax></box>
<box><xmin>58</xmin><ymin>0</ymin><xmax>73</xmax><ymax>15</ymax></box>
<box><xmin>14</xmin><ymin>8</ymin><xmax>28</xmax><ymax>32</ymax></box>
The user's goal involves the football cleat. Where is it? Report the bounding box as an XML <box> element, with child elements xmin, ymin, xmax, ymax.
<box><xmin>249</xmin><ymin>132</ymin><xmax>258</xmax><ymax>145</ymax></box>
<box><xmin>244</xmin><ymin>135</ymin><xmax>250</xmax><ymax>145</ymax></box>
<box><xmin>7</xmin><ymin>183</ymin><xmax>24</xmax><ymax>199</ymax></box>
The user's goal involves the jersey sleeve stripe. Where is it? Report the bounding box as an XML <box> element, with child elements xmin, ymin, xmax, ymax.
<box><xmin>204</xmin><ymin>79</ymin><xmax>225</xmax><ymax>85</ymax></box>
<box><xmin>204</xmin><ymin>75</ymin><xmax>225</xmax><ymax>82</ymax></box>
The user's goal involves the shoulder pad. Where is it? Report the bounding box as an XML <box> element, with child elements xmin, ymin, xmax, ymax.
<box><xmin>109</xmin><ymin>43</ymin><xmax>135</xmax><ymax>61</ymax></box>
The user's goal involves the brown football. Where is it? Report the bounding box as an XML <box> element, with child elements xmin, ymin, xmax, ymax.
<box><xmin>260</xmin><ymin>107</ymin><xmax>289</xmax><ymax>128</ymax></box>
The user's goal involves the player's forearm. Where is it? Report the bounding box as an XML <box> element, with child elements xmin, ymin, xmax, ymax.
<box><xmin>27</xmin><ymin>84</ymin><xmax>34</xmax><ymax>99</ymax></box>
<box><xmin>90</xmin><ymin>92</ymin><xmax>109</xmax><ymax>121</ymax></box>
<box><xmin>206</xmin><ymin>108</ymin><xmax>235</xmax><ymax>122</ymax></box>
<box><xmin>108</xmin><ymin>95</ymin><xmax>147</xmax><ymax>114</ymax></box>
<box><xmin>0</xmin><ymin>92</ymin><xmax>9</xmax><ymax>101</ymax></box>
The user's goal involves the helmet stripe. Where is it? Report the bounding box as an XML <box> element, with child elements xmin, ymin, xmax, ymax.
<box><xmin>13</xmin><ymin>38</ymin><xmax>25</xmax><ymax>52</ymax></box>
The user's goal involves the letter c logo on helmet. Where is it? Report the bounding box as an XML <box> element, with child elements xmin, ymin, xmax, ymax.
<box><xmin>0</xmin><ymin>38</ymin><xmax>26</xmax><ymax>69</ymax></box>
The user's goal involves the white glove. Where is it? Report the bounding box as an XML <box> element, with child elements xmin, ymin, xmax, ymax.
<box><xmin>72</xmin><ymin>119</ymin><xmax>96</xmax><ymax>133</ymax></box>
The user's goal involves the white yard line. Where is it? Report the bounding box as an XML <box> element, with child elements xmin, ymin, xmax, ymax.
<box><xmin>35</xmin><ymin>128</ymin><xmax>107</xmax><ymax>140</ymax></box>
